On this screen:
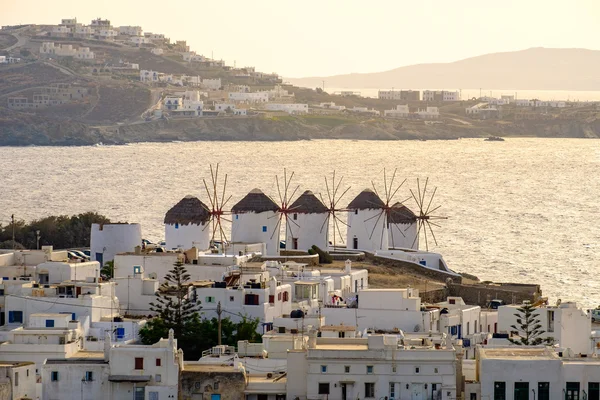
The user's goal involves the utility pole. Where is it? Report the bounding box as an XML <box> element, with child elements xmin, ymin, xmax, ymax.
<box><xmin>322</xmin><ymin>80</ymin><xmax>325</xmax><ymax>91</ymax></box>
<box><xmin>11</xmin><ymin>214</ymin><xmax>15</xmax><ymax>250</ymax></box>
<box><xmin>217</xmin><ymin>301</ymin><xmax>222</xmax><ymax>345</ymax></box>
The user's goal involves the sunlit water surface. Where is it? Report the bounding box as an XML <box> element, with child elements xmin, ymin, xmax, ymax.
<box><xmin>1</xmin><ymin>138</ymin><xmax>599</xmax><ymax>308</ymax></box>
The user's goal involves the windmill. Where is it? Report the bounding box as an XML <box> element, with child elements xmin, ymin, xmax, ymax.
<box><xmin>362</xmin><ymin>168</ymin><xmax>412</xmax><ymax>250</ymax></box>
<box><xmin>268</xmin><ymin>168</ymin><xmax>302</xmax><ymax>242</ymax></box>
<box><xmin>408</xmin><ymin>177</ymin><xmax>447</xmax><ymax>251</ymax></box>
<box><xmin>202</xmin><ymin>163</ymin><xmax>233</xmax><ymax>248</ymax></box>
<box><xmin>318</xmin><ymin>171</ymin><xmax>351</xmax><ymax>249</ymax></box>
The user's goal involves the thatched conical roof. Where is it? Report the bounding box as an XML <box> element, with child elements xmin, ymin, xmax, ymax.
<box><xmin>388</xmin><ymin>202</ymin><xmax>417</xmax><ymax>224</ymax></box>
<box><xmin>290</xmin><ymin>190</ymin><xmax>328</xmax><ymax>214</ymax></box>
<box><xmin>164</xmin><ymin>195</ymin><xmax>211</xmax><ymax>225</ymax></box>
<box><xmin>347</xmin><ymin>189</ymin><xmax>384</xmax><ymax>210</ymax></box>
<box><xmin>231</xmin><ymin>188</ymin><xmax>280</xmax><ymax>213</ymax></box>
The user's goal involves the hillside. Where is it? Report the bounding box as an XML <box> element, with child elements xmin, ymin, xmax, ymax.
<box><xmin>287</xmin><ymin>48</ymin><xmax>600</xmax><ymax>90</ymax></box>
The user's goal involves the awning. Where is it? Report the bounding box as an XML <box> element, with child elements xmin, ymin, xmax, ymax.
<box><xmin>339</xmin><ymin>380</ymin><xmax>355</xmax><ymax>384</ymax></box>
<box><xmin>108</xmin><ymin>375</ymin><xmax>151</xmax><ymax>382</ymax></box>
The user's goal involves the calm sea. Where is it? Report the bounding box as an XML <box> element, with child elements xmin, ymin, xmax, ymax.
<box><xmin>1</xmin><ymin>139</ymin><xmax>599</xmax><ymax>308</ymax></box>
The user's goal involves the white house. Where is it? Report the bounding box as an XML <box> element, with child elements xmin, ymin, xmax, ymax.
<box><xmin>129</xmin><ymin>35</ymin><xmax>150</xmax><ymax>46</ymax></box>
<box><xmin>416</xmin><ymin>106</ymin><xmax>440</xmax><ymax>119</ymax></box>
<box><xmin>497</xmin><ymin>302</ymin><xmax>591</xmax><ymax>355</ymax></box>
<box><xmin>423</xmin><ymin>90</ymin><xmax>460</xmax><ymax>102</ymax></box>
<box><xmin>286</xmin><ymin>332</ymin><xmax>457</xmax><ymax>400</ymax></box>
<box><xmin>321</xmin><ymin>288</ymin><xmax>442</xmax><ymax>333</ymax></box>
<box><xmin>192</xmin><ymin>278</ymin><xmax>293</xmax><ymax>333</ymax></box>
<box><xmin>42</xmin><ymin>331</ymin><xmax>180</xmax><ymax>400</ymax></box>
<box><xmin>74</xmin><ymin>25</ymin><xmax>94</xmax><ymax>38</ymax></box>
<box><xmin>516</xmin><ymin>99</ymin><xmax>534</xmax><ymax>107</ymax></box>
<box><xmin>118</xmin><ymin>25</ymin><xmax>143</xmax><ymax>36</ymax></box>
<box><xmin>384</xmin><ymin>104</ymin><xmax>411</xmax><ymax>118</ymax></box>
<box><xmin>346</xmin><ymin>189</ymin><xmax>388</xmax><ymax>252</ymax></box>
<box><xmin>265</xmin><ymin>103</ymin><xmax>308</xmax><ymax>114</ymax></box>
<box><xmin>285</xmin><ymin>190</ymin><xmax>329</xmax><ymax>251</ymax></box>
<box><xmin>347</xmin><ymin>106</ymin><xmax>380</xmax><ymax>115</ymax></box>
<box><xmin>140</xmin><ymin>69</ymin><xmax>161</xmax><ymax>83</ymax></box>
<box><xmin>90</xmin><ymin>223</ymin><xmax>142</xmax><ymax>265</ymax></box>
<box><xmin>164</xmin><ymin>195</ymin><xmax>212</xmax><ymax>251</ymax></box>
<box><xmin>473</xmin><ymin>346</ymin><xmax>600</xmax><ymax>400</ymax></box>
<box><xmin>150</xmin><ymin>48</ymin><xmax>163</xmax><ymax>55</ymax></box>
<box><xmin>40</xmin><ymin>42</ymin><xmax>95</xmax><ymax>59</ymax></box>
<box><xmin>231</xmin><ymin>189</ymin><xmax>281</xmax><ymax>256</ymax></box>
<box><xmin>388</xmin><ymin>202</ymin><xmax>418</xmax><ymax>249</ymax></box>
<box><xmin>0</xmin><ymin>361</ymin><xmax>36</xmax><ymax>400</ymax></box>
<box><xmin>228</xmin><ymin>92</ymin><xmax>270</xmax><ymax>103</ymax></box>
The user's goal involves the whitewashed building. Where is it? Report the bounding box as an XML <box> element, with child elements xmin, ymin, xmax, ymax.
<box><xmin>90</xmin><ymin>223</ymin><xmax>142</xmax><ymax>265</ymax></box>
<box><xmin>384</xmin><ymin>104</ymin><xmax>411</xmax><ymax>118</ymax></box>
<box><xmin>228</xmin><ymin>92</ymin><xmax>270</xmax><ymax>103</ymax></box>
<box><xmin>388</xmin><ymin>202</ymin><xmax>418</xmax><ymax>249</ymax></box>
<box><xmin>40</xmin><ymin>42</ymin><xmax>95</xmax><ymax>59</ymax></box>
<box><xmin>118</xmin><ymin>25</ymin><xmax>143</xmax><ymax>36</ymax></box>
<box><xmin>202</xmin><ymin>78</ymin><xmax>222</xmax><ymax>91</ymax></box>
<box><xmin>287</xmin><ymin>333</ymin><xmax>457</xmax><ymax>400</ymax></box>
<box><xmin>497</xmin><ymin>302</ymin><xmax>591</xmax><ymax>355</ymax></box>
<box><xmin>164</xmin><ymin>195</ymin><xmax>212</xmax><ymax>250</ymax></box>
<box><xmin>423</xmin><ymin>90</ymin><xmax>460</xmax><ymax>102</ymax></box>
<box><xmin>0</xmin><ymin>361</ymin><xmax>36</xmax><ymax>400</ymax></box>
<box><xmin>150</xmin><ymin>47</ymin><xmax>163</xmax><ymax>55</ymax></box>
<box><xmin>42</xmin><ymin>331</ymin><xmax>180</xmax><ymax>400</ymax></box>
<box><xmin>346</xmin><ymin>189</ymin><xmax>388</xmax><ymax>252</ymax></box>
<box><xmin>231</xmin><ymin>189</ymin><xmax>281</xmax><ymax>256</ymax></box>
<box><xmin>285</xmin><ymin>190</ymin><xmax>329</xmax><ymax>251</ymax></box>
<box><xmin>265</xmin><ymin>103</ymin><xmax>308</xmax><ymax>114</ymax></box>
<box><xmin>416</xmin><ymin>107</ymin><xmax>440</xmax><ymax>119</ymax></box>
<box><xmin>321</xmin><ymin>288</ymin><xmax>441</xmax><ymax>333</ymax></box>
<box><xmin>140</xmin><ymin>69</ymin><xmax>160</xmax><ymax>83</ymax></box>
<box><xmin>473</xmin><ymin>346</ymin><xmax>600</xmax><ymax>400</ymax></box>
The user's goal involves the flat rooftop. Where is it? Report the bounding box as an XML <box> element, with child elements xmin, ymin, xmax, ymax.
<box><xmin>314</xmin><ymin>344</ymin><xmax>368</xmax><ymax>351</ymax></box>
<box><xmin>480</xmin><ymin>347</ymin><xmax>558</xmax><ymax>360</ymax></box>
<box><xmin>183</xmin><ymin>364</ymin><xmax>240</xmax><ymax>372</ymax></box>
<box><xmin>0</xmin><ymin>361</ymin><xmax>34</xmax><ymax>367</ymax></box>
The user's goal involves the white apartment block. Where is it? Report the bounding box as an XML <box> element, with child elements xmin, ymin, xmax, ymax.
<box><xmin>287</xmin><ymin>333</ymin><xmax>458</xmax><ymax>400</ymax></box>
<box><xmin>74</xmin><ymin>25</ymin><xmax>94</xmax><ymax>38</ymax></box>
<box><xmin>266</xmin><ymin>103</ymin><xmax>308</xmax><ymax>114</ymax></box>
<box><xmin>228</xmin><ymin>92</ymin><xmax>270</xmax><ymax>103</ymax></box>
<box><xmin>40</xmin><ymin>42</ymin><xmax>95</xmax><ymax>59</ymax></box>
<box><xmin>96</xmin><ymin>28</ymin><xmax>118</xmax><ymax>40</ymax></box>
<box><xmin>423</xmin><ymin>90</ymin><xmax>460</xmax><ymax>102</ymax></box>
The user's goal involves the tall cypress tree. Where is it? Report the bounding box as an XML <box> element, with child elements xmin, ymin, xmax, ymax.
<box><xmin>508</xmin><ymin>301</ymin><xmax>552</xmax><ymax>345</ymax></box>
<box><xmin>148</xmin><ymin>260</ymin><xmax>199</xmax><ymax>339</ymax></box>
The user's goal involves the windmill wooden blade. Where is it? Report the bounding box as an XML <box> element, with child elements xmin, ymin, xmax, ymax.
<box><xmin>426</xmin><ymin>220</ymin><xmax>438</xmax><ymax>246</ymax></box>
<box><xmin>333</xmin><ymin>216</ymin><xmax>345</xmax><ymax>245</ymax></box>
<box><xmin>319</xmin><ymin>214</ymin><xmax>330</xmax><ymax>234</ymax></box>
<box><xmin>368</xmin><ymin>210</ymin><xmax>384</xmax><ymax>240</ymax></box>
<box><xmin>411</xmin><ymin>220</ymin><xmax>423</xmax><ymax>249</ymax></box>
<box><xmin>270</xmin><ymin>214</ymin><xmax>283</xmax><ymax>240</ymax></box>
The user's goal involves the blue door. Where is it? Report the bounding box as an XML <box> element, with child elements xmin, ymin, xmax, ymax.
<box><xmin>211</xmin><ymin>395</ymin><xmax>221</xmax><ymax>400</ymax></box>
<box><xmin>95</xmin><ymin>252</ymin><xmax>103</xmax><ymax>266</ymax></box>
<box><xmin>116</xmin><ymin>327</ymin><xmax>125</xmax><ymax>339</ymax></box>
<box><xmin>457</xmin><ymin>324</ymin><xmax>462</xmax><ymax>339</ymax></box>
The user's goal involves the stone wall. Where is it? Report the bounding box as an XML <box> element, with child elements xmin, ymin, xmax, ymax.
<box><xmin>260</xmin><ymin>253</ymin><xmax>319</xmax><ymax>265</ymax></box>
<box><xmin>179</xmin><ymin>368</ymin><xmax>246</xmax><ymax>400</ymax></box>
<box><xmin>448</xmin><ymin>282</ymin><xmax>541</xmax><ymax>307</ymax></box>
<box><xmin>420</xmin><ymin>288</ymin><xmax>449</xmax><ymax>304</ymax></box>
<box><xmin>364</xmin><ymin>252</ymin><xmax>463</xmax><ymax>284</ymax></box>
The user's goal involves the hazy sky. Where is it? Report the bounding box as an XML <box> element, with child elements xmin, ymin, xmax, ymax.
<box><xmin>2</xmin><ymin>0</ymin><xmax>599</xmax><ymax>77</ymax></box>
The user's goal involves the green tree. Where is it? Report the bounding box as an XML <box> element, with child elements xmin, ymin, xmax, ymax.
<box><xmin>311</xmin><ymin>245</ymin><xmax>333</xmax><ymax>264</ymax></box>
<box><xmin>147</xmin><ymin>261</ymin><xmax>199</xmax><ymax>339</ymax></box>
<box><xmin>508</xmin><ymin>302</ymin><xmax>553</xmax><ymax>345</ymax></box>
<box><xmin>101</xmin><ymin>260</ymin><xmax>114</xmax><ymax>280</ymax></box>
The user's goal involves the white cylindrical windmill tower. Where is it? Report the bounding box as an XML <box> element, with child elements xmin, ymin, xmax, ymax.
<box><xmin>388</xmin><ymin>202</ymin><xmax>419</xmax><ymax>249</ymax></box>
<box><xmin>285</xmin><ymin>190</ymin><xmax>329</xmax><ymax>251</ymax></box>
<box><xmin>231</xmin><ymin>188</ymin><xmax>281</xmax><ymax>255</ymax></box>
<box><xmin>164</xmin><ymin>195</ymin><xmax>212</xmax><ymax>250</ymax></box>
<box><xmin>346</xmin><ymin>189</ymin><xmax>389</xmax><ymax>252</ymax></box>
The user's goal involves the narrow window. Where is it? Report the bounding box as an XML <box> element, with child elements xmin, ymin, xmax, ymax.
<box><xmin>494</xmin><ymin>382</ymin><xmax>506</xmax><ymax>400</ymax></box>
<box><xmin>156</xmin><ymin>358</ymin><xmax>161</xmax><ymax>367</ymax></box>
<box><xmin>390</xmin><ymin>382</ymin><xmax>395</xmax><ymax>399</ymax></box>
<box><xmin>262</xmin><ymin>226</ymin><xmax>267</xmax><ymax>232</ymax></box>
<box><xmin>415</xmin><ymin>367</ymin><xmax>420</xmax><ymax>374</ymax></box>
<box><xmin>155</xmin><ymin>374</ymin><xmax>161</xmax><ymax>383</ymax></box>
<box><xmin>85</xmin><ymin>371</ymin><xmax>93</xmax><ymax>381</ymax></box>
<box><xmin>365</xmin><ymin>382</ymin><xmax>375</xmax><ymax>398</ymax></box>
<box><xmin>344</xmin><ymin>366</ymin><xmax>350</xmax><ymax>373</ymax></box>
<box><xmin>321</xmin><ymin>365</ymin><xmax>327</xmax><ymax>373</ymax></box>
<box><xmin>538</xmin><ymin>383</ymin><xmax>550</xmax><ymax>400</ymax></box>
<box><xmin>51</xmin><ymin>371</ymin><xmax>59</xmax><ymax>382</ymax></box>
<box><xmin>366</xmin><ymin>365</ymin><xmax>373</xmax><ymax>374</ymax></box>
<box><xmin>135</xmin><ymin>357</ymin><xmax>144</xmax><ymax>370</ymax></box>
<box><xmin>14</xmin><ymin>372</ymin><xmax>18</xmax><ymax>386</ymax></box>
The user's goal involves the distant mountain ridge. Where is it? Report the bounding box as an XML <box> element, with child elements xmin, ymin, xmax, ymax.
<box><xmin>287</xmin><ymin>48</ymin><xmax>600</xmax><ymax>91</ymax></box>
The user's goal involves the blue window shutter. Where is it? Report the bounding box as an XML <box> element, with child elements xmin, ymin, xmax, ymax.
<box><xmin>46</xmin><ymin>320</ymin><xmax>54</xmax><ymax>327</ymax></box>
<box><xmin>8</xmin><ymin>311</ymin><xmax>13</xmax><ymax>323</ymax></box>
<box><xmin>262</xmin><ymin>226</ymin><xmax>267</xmax><ymax>232</ymax></box>
<box><xmin>72</xmin><ymin>313</ymin><xmax>76</xmax><ymax>321</ymax></box>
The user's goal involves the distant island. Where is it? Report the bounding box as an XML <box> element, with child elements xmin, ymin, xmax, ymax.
<box><xmin>287</xmin><ymin>47</ymin><xmax>600</xmax><ymax>91</ymax></box>
<box><xmin>1</xmin><ymin>19</ymin><xmax>600</xmax><ymax>146</ymax></box>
